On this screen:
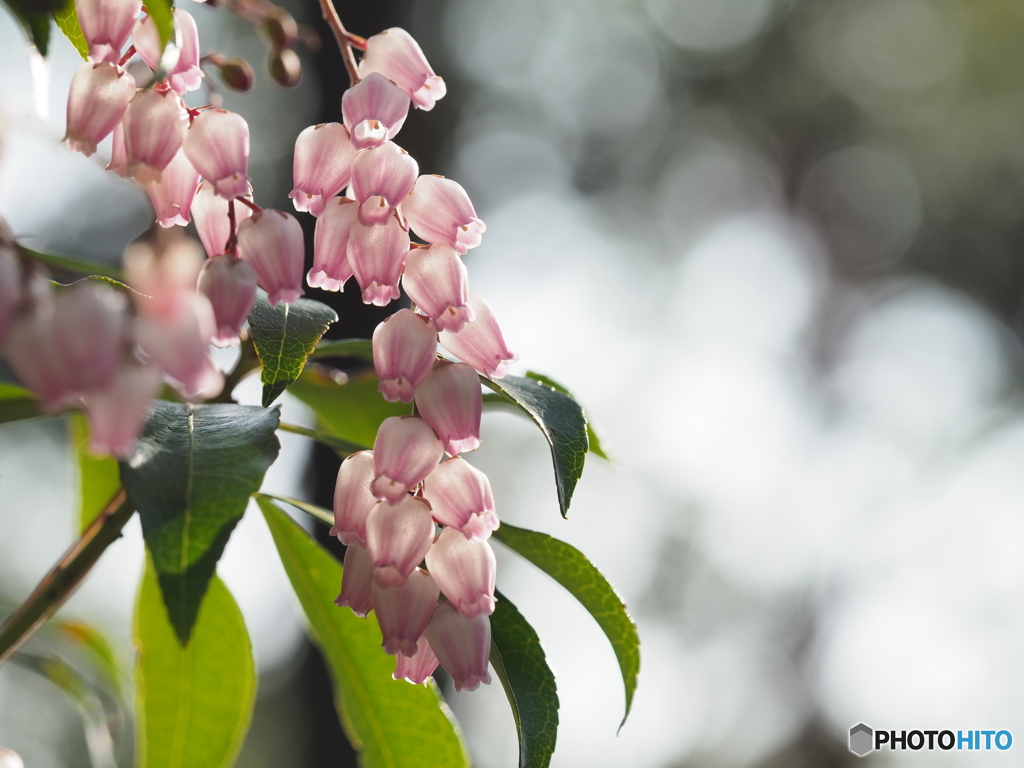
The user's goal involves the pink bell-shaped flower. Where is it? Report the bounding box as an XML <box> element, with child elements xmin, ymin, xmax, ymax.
<box><xmin>347</xmin><ymin>216</ymin><xmax>409</xmax><ymax>307</ymax></box>
<box><xmin>290</xmin><ymin>123</ymin><xmax>357</xmax><ymax>217</ymax></box>
<box><xmin>183</xmin><ymin>109</ymin><xmax>251</xmax><ymax>200</ymax></box>
<box><xmin>133</xmin><ymin>9</ymin><xmax>204</xmax><ymax>94</ymax></box>
<box><xmin>5</xmin><ymin>306</ymin><xmax>78</xmax><ymax>411</ymax></box>
<box><xmin>415</xmin><ymin>361</ymin><xmax>482</xmax><ymax>456</ymax></box>
<box><xmin>236</xmin><ymin>209</ymin><xmax>305</xmax><ymax>306</ymax></box>
<box><xmin>425</xmin><ymin>527</ymin><xmax>496</xmax><ymax>617</ymax></box>
<box><xmin>191</xmin><ymin>181</ymin><xmax>254</xmax><ymax>257</ymax></box>
<box><xmin>401</xmin><ymin>243</ymin><xmax>473</xmax><ymax>333</ymax></box>
<box><xmin>135</xmin><ymin>292</ymin><xmax>224</xmax><ymax>399</ymax></box>
<box><xmin>394</xmin><ymin>636</ymin><xmax>440</xmax><ymax>684</ymax></box>
<box><xmin>402</xmin><ymin>175</ymin><xmax>486</xmax><ymax>255</ymax></box>
<box><xmin>309</xmin><ymin>197</ymin><xmax>358</xmax><ymax>291</ymax></box>
<box><xmin>422</xmin><ymin>457</ymin><xmax>499</xmax><ymax>541</ymax></box>
<box><xmin>122</xmin><ymin>87</ymin><xmax>189</xmax><ymax>185</ymax></box>
<box><xmin>64</xmin><ymin>62</ymin><xmax>136</xmax><ymax>157</ymax></box>
<box><xmin>350</xmin><ymin>141</ymin><xmax>418</xmax><ymax>226</ymax></box>
<box><xmin>52</xmin><ymin>281</ymin><xmax>130</xmax><ymax>395</ymax></box>
<box><xmin>372</xmin><ymin>568</ymin><xmax>439</xmax><ymax>656</ymax></box>
<box><xmin>146</xmin><ymin>148</ymin><xmax>200</xmax><ymax>228</ymax></box>
<box><xmin>341</xmin><ymin>72</ymin><xmax>410</xmax><ymax>151</ymax></box>
<box><xmin>331</xmin><ymin>450</ymin><xmax>377</xmax><ymax>545</ymax></box>
<box><xmin>197</xmin><ymin>255</ymin><xmax>257</xmax><ymax>347</ymax></box>
<box><xmin>124</xmin><ymin>234</ymin><xmax>204</xmax><ymax>321</ymax></box>
<box><xmin>425</xmin><ymin>601</ymin><xmax>492</xmax><ymax>692</ymax></box>
<box><xmin>107</xmin><ymin>122</ymin><xmax>128</xmax><ymax>177</ymax></box>
<box><xmin>335</xmin><ymin>541</ymin><xmax>374</xmax><ymax>618</ymax></box>
<box><xmin>364</xmin><ymin>496</ymin><xmax>435</xmax><ymax>587</ymax></box>
<box><xmin>438</xmin><ymin>293</ymin><xmax>517</xmax><ymax>379</ymax></box>
<box><xmin>372</xmin><ymin>309</ymin><xmax>438</xmax><ymax>403</ymax></box>
<box><xmin>358</xmin><ymin>28</ymin><xmax>446</xmax><ymax>111</ymax></box>
<box><xmin>84</xmin><ymin>361</ymin><xmax>161</xmax><ymax>457</ymax></box>
<box><xmin>76</xmin><ymin>0</ymin><xmax>141</xmax><ymax>64</ymax></box>
<box><xmin>370</xmin><ymin>416</ymin><xmax>444</xmax><ymax>504</ymax></box>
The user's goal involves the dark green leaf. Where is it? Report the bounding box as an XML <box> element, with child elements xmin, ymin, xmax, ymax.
<box><xmin>144</xmin><ymin>0</ymin><xmax>174</xmax><ymax>50</ymax></box>
<box><xmin>524</xmin><ymin>371</ymin><xmax>611</xmax><ymax>461</ymax></box>
<box><xmin>248</xmin><ymin>291</ymin><xmax>338</xmax><ymax>407</ymax></box>
<box><xmin>52</xmin><ymin>0</ymin><xmax>87</xmax><ymax>59</ymax></box>
<box><xmin>482</xmin><ymin>374</ymin><xmax>589</xmax><ymax>517</ymax></box>
<box><xmin>493</xmin><ymin>522</ymin><xmax>640</xmax><ymax>729</ymax></box>
<box><xmin>0</xmin><ymin>383</ymin><xmax>41</xmax><ymax>425</ymax></box>
<box><xmin>287</xmin><ymin>366</ymin><xmax>410</xmax><ymax>449</ymax></box>
<box><xmin>135</xmin><ymin>560</ymin><xmax>256</xmax><ymax>768</ymax></box>
<box><xmin>69</xmin><ymin>412</ymin><xmax>121</xmax><ymax>533</ymax></box>
<box><xmin>311</xmin><ymin>337</ymin><xmax>374</xmax><ymax>363</ymax></box>
<box><xmin>257</xmin><ymin>497</ymin><xmax>470</xmax><ymax>768</ymax></box>
<box><xmin>490</xmin><ymin>589</ymin><xmax>559</xmax><ymax>768</ymax></box>
<box><xmin>120</xmin><ymin>401</ymin><xmax>280</xmax><ymax>643</ymax></box>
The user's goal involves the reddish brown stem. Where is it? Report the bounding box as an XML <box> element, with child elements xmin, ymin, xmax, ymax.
<box><xmin>317</xmin><ymin>0</ymin><xmax>360</xmax><ymax>86</ymax></box>
<box><xmin>235</xmin><ymin>196</ymin><xmax>263</xmax><ymax>214</ymax></box>
<box><xmin>117</xmin><ymin>45</ymin><xmax>136</xmax><ymax>68</ymax></box>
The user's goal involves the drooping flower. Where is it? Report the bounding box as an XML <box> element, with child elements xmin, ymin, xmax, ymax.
<box><xmin>372</xmin><ymin>568</ymin><xmax>439</xmax><ymax>656</ymax></box>
<box><xmin>191</xmin><ymin>181</ymin><xmax>254</xmax><ymax>257</ymax></box>
<box><xmin>331</xmin><ymin>450</ymin><xmax>377</xmax><ymax>545</ymax></box>
<box><xmin>415</xmin><ymin>361</ymin><xmax>482</xmax><ymax>456</ymax></box>
<box><xmin>4</xmin><ymin>304</ymin><xmax>78</xmax><ymax>411</ymax></box>
<box><xmin>309</xmin><ymin>197</ymin><xmax>358</xmax><ymax>291</ymax></box>
<box><xmin>350</xmin><ymin>141</ymin><xmax>418</xmax><ymax>226</ymax></box>
<box><xmin>124</xmin><ymin>231</ymin><xmax>204</xmax><ymax>320</ymax></box>
<box><xmin>122</xmin><ymin>87</ymin><xmax>189</xmax><ymax>185</ymax></box>
<box><xmin>183</xmin><ymin>109</ymin><xmax>251</xmax><ymax>200</ymax></box>
<box><xmin>335</xmin><ymin>541</ymin><xmax>374</xmax><ymax>617</ymax></box>
<box><xmin>402</xmin><ymin>175</ymin><xmax>485</xmax><ymax>255</ymax></box>
<box><xmin>290</xmin><ymin>123</ymin><xmax>357</xmax><ymax>217</ymax></box>
<box><xmin>370</xmin><ymin>416</ymin><xmax>444</xmax><ymax>504</ymax></box>
<box><xmin>425</xmin><ymin>527</ymin><xmax>496</xmax><ymax>617</ymax></box>
<box><xmin>196</xmin><ymin>254</ymin><xmax>257</xmax><ymax>347</ymax></box>
<box><xmin>236</xmin><ymin>209</ymin><xmax>305</xmax><ymax>306</ymax></box>
<box><xmin>372</xmin><ymin>309</ymin><xmax>438</xmax><ymax>403</ymax></box>
<box><xmin>358</xmin><ymin>28</ymin><xmax>446</xmax><ymax>111</ymax></box>
<box><xmin>424</xmin><ymin>601</ymin><xmax>492</xmax><ymax>692</ymax></box>
<box><xmin>364</xmin><ymin>496</ymin><xmax>435</xmax><ymax>587</ymax></box>
<box><xmin>422</xmin><ymin>457</ymin><xmax>499</xmax><ymax>541</ymax></box>
<box><xmin>394</xmin><ymin>636</ymin><xmax>440</xmax><ymax>684</ymax></box>
<box><xmin>347</xmin><ymin>216</ymin><xmax>409</xmax><ymax>307</ymax></box>
<box><xmin>341</xmin><ymin>72</ymin><xmax>410</xmax><ymax>151</ymax></box>
<box><xmin>145</xmin><ymin>148</ymin><xmax>200</xmax><ymax>228</ymax></box>
<box><xmin>84</xmin><ymin>361</ymin><xmax>161</xmax><ymax>457</ymax></box>
<box><xmin>438</xmin><ymin>293</ymin><xmax>517</xmax><ymax>379</ymax></box>
<box><xmin>133</xmin><ymin>8</ymin><xmax>204</xmax><ymax>94</ymax></box>
<box><xmin>107</xmin><ymin>122</ymin><xmax>128</xmax><ymax>177</ymax></box>
<box><xmin>401</xmin><ymin>243</ymin><xmax>473</xmax><ymax>333</ymax></box>
<box><xmin>135</xmin><ymin>292</ymin><xmax>223</xmax><ymax>399</ymax></box>
<box><xmin>64</xmin><ymin>62</ymin><xmax>136</xmax><ymax>157</ymax></box>
<box><xmin>76</xmin><ymin>0</ymin><xmax>141</xmax><ymax>65</ymax></box>
<box><xmin>51</xmin><ymin>281</ymin><xmax>130</xmax><ymax>395</ymax></box>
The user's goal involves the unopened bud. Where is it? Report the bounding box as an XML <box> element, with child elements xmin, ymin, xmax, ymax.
<box><xmin>218</xmin><ymin>57</ymin><xmax>254</xmax><ymax>92</ymax></box>
<box><xmin>269</xmin><ymin>48</ymin><xmax>302</xmax><ymax>88</ymax></box>
<box><xmin>264</xmin><ymin>7</ymin><xmax>298</xmax><ymax>50</ymax></box>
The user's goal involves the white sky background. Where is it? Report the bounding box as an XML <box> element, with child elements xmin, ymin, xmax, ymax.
<box><xmin>3</xmin><ymin>0</ymin><xmax>1024</xmax><ymax>766</ymax></box>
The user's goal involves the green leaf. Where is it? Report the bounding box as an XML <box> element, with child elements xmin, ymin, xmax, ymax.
<box><xmin>69</xmin><ymin>412</ymin><xmax>121</xmax><ymax>533</ymax></box>
<box><xmin>120</xmin><ymin>401</ymin><xmax>280</xmax><ymax>644</ymax></box>
<box><xmin>248</xmin><ymin>291</ymin><xmax>338</xmax><ymax>407</ymax></box>
<box><xmin>493</xmin><ymin>522</ymin><xmax>640</xmax><ymax>729</ymax></box>
<box><xmin>0</xmin><ymin>383</ymin><xmax>41</xmax><ymax>425</ymax></box>
<box><xmin>257</xmin><ymin>496</ymin><xmax>470</xmax><ymax>768</ymax></box>
<box><xmin>52</xmin><ymin>0</ymin><xmax>87</xmax><ymax>59</ymax></box>
<box><xmin>482</xmin><ymin>374</ymin><xmax>589</xmax><ymax>517</ymax></box>
<box><xmin>310</xmin><ymin>337</ymin><xmax>374</xmax><ymax>363</ymax></box>
<box><xmin>490</xmin><ymin>589</ymin><xmax>559</xmax><ymax>768</ymax></box>
<box><xmin>145</xmin><ymin>0</ymin><xmax>174</xmax><ymax>50</ymax></box>
<box><xmin>134</xmin><ymin>560</ymin><xmax>256</xmax><ymax>768</ymax></box>
<box><xmin>261</xmin><ymin>493</ymin><xmax>333</xmax><ymax>527</ymax></box>
<box><xmin>20</xmin><ymin>246</ymin><xmax>125</xmax><ymax>280</ymax></box>
<box><xmin>287</xmin><ymin>366</ymin><xmax>410</xmax><ymax>449</ymax></box>
<box><xmin>523</xmin><ymin>371</ymin><xmax>611</xmax><ymax>461</ymax></box>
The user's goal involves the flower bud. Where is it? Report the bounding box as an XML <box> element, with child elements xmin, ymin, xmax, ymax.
<box><xmin>424</xmin><ymin>601</ymin><xmax>492</xmax><ymax>692</ymax></box>
<box><xmin>269</xmin><ymin>48</ymin><xmax>302</xmax><ymax>88</ymax></box>
<box><xmin>236</xmin><ymin>209</ymin><xmax>305</xmax><ymax>306</ymax></box>
<box><xmin>290</xmin><ymin>123</ymin><xmax>357</xmax><ymax>217</ymax></box>
<box><xmin>146</xmin><ymin>148</ymin><xmax>200</xmax><ymax>228</ymax></box>
<box><xmin>438</xmin><ymin>293</ymin><xmax>517</xmax><ymax>380</ymax></box>
<box><xmin>184</xmin><ymin>109</ymin><xmax>251</xmax><ymax>200</ymax></box>
<box><xmin>401</xmin><ymin>243</ymin><xmax>473</xmax><ymax>333</ymax></box>
<box><xmin>422</xmin><ymin>457</ymin><xmax>498</xmax><ymax>541</ymax></box>
<box><xmin>359</xmin><ymin>28</ymin><xmax>446</xmax><ymax>112</ymax></box>
<box><xmin>76</xmin><ymin>0</ymin><xmax>141</xmax><ymax>64</ymax></box>
<box><xmin>370</xmin><ymin>416</ymin><xmax>444</xmax><ymax>504</ymax></box>
<box><xmin>365</xmin><ymin>496</ymin><xmax>435</xmax><ymax>587</ymax></box>
<box><xmin>341</xmin><ymin>72</ymin><xmax>410</xmax><ymax>151</ymax></box>
<box><xmin>122</xmin><ymin>87</ymin><xmax>189</xmax><ymax>185</ymax></box>
<box><xmin>372</xmin><ymin>568</ymin><xmax>439</xmax><ymax>656</ymax></box>
<box><xmin>263</xmin><ymin>7</ymin><xmax>298</xmax><ymax>50</ymax></box>
<box><xmin>197</xmin><ymin>255</ymin><xmax>258</xmax><ymax>347</ymax></box>
<box><xmin>335</xmin><ymin>541</ymin><xmax>374</xmax><ymax>617</ymax></box>
<box><xmin>85</xmin><ymin>361</ymin><xmax>161</xmax><ymax>457</ymax></box>
<box><xmin>348</xmin><ymin>216</ymin><xmax>409</xmax><ymax>307</ymax></box>
<box><xmin>425</xmin><ymin>528</ymin><xmax>496</xmax><ymax>617</ymax></box>
<box><xmin>372</xmin><ymin>309</ymin><xmax>437</xmax><ymax>403</ymax></box>
<box><xmin>350</xmin><ymin>141</ymin><xmax>418</xmax><ymax>226</ymax></box>
<box><xmin>394</xmin><ymin>636</ymin><xmax>440</xmax><ymax>684</ymax></box>
<box><xmin>331</xmin><ymin>450</ymin><xmax>377</xmax><ymax>545</ymax></box>
<box><xmin>309</xmin><ymin>197</ymin><xmax>357</xmax><ymax>291</ymax></box>
<box><xmin>191</xmin><ymin>181</ymin><xmax>254</xmax><ymax>257</ymax></box>
<box><xmin>403</xmin><ymin>175</ymin><xmax>485</xmax><ymax>255</ymax></box>
<box><xmin>415</xmin><ymin>361</ymin><xmax>482</xmax><ymax>456</ymax></box>
<box><xmin>64</xmin><ymin>62</ymin><xmax>136</xmax><ymax>157</ymax></box>
<box><xmin>217</xmin><ymin>57</ymin><xmax>255</xmax><ymax>92</ymax></box>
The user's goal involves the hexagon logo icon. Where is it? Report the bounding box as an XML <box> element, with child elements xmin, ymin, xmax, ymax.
<box><xmin>849</xmin><ymin>723</ymin><xmax>874</xmax><ymax>757</ymax></box>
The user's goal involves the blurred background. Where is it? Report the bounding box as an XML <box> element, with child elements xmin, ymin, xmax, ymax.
<box><xmin>5</xmin><ymin>0</ymin><xmax>1024</xmax><ymax>765</ymax></box>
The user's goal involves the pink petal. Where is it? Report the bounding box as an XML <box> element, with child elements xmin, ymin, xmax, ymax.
<box><xmin>290</xmin><ymin>123</ymin><xmax>357</xmax><ymax>217</ymax></box>
<box><xmin>372</xmin><ymin>309</ymin><xmax>438</xmax><ymax>403</ymax></box>
<box><xmin>347</xmin><ymin>216</ymin><xmax>409</xmax><ymax>307</ymax></box>
<box><xmin>350</xmin><ymin>141</ymin><xmax>418</xmax><ymax>226</ymax></box>
<box><xmin>145</xmin><ymin>147</ymin><xmax>200</xmax><ymax>228</ymax></box>
<box><xmin>184</xmin><ymin>109</ymin><xmax>251</xmax><ymax>200</ymax></box>
<box><xmin>341</xmin><ymin>72</ymin><xmax>410</xmax><ymax>151</ymax></box>
<box><xmin>393</xmin><ymin>636</ymin><xmax>440</xmax><ymax>684</ymax></box>
<box><xmin>402</xmin><ymin>175</ymin><xmax>485</xmax><ymax>254</ymax></box>
<box><xmin>197</xmin><ymin>254</ymin><xmax>257</xmax><ymax>347</ymax></box>
<box><xmin>372</xmin><ymin>568</ymin><xmax>439</xmax><ymax>656</ymax></box>
<box><xmin>415</xmin><ymin>361</ymin><xmax>482</xmax><ymax>456</ymax></box>
<box><xmin>309</xmin><ymin>197</ymin><xmax>358</xmax><ymax>291</ymax></box>
<box><xmin>425</xmin><ymin>528</ymin><xmax>496</xmax><ymax>617</ymax></box>
<box><xmin>331</xmin><ymin>450</ymin><xmax>377</xmax><ymax>545</ymax></box>
<box><xmin>401</xmin><ymin>243</ymin><xmax>473</xmax><ymax>333</ymax></box>
<box><xmin>64</xmin><ymin>62</ymin><xmax>136</xmax><ymax>157</ymax></box>
<box><xmin>364</xmin><ymin>496</ymin><xmax>435</xmax><ymax>587</ymax></box>
<box><xmin>358</xmin><ymin>28</ymin><xmax>446</xmax><ymax>111</ymax></box>
<box><xmin>236</xmin><ymin>209</ymin><xmax>305</xmax><ymax>306</ymax></box>
<box><xmin>425</xmin><ymin>601</ymin><xmax>492</xmax><ymax>692</ymax></box>
<box><xmin>191</xmin><ymin>180</ymin><xmax>254</xmax><ymax>257</ymax></box>
<box><xmin>438</xmin><ymin>293</ymin><xmax>518</xmax><ymax>379</ymax></box>
<box><xmin>370</xmin><ymin>416</ymin><xmax>444</xmax><ymax>504</ymax></box>
<box><xmin>335</xmin><ymin>541</ymin><xmax>374</xmax><ymax>617</ymax></box>
<box><xmin>422</xmin><ymin>457</ymin><xmax>498</xmax><ymax>540</ymax></box>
